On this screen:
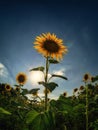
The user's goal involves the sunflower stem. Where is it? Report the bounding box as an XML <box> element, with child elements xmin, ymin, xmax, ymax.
<box><xmin>85</xmin><ymin>83</ymin><xmax>89</xmax><ymax>130</ymax></box>
<box><xmin>45</xmin><ymin>57</ymin><xmax>49</xmax><ymax>111</ymax></box>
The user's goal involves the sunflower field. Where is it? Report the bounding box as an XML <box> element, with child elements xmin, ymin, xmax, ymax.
<box><xmin>0</xmin><ymin>33</ymin><xmax>98</xmax><ymax>130</ymax></box>
<box><xmin>0</xmin><ymin>74</ymin><xmax>98</xmax><ymax>130</ymax></box>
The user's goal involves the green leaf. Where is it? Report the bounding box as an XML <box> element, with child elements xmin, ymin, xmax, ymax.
<box><xmin>0</xmin><ymin>107</ymin><xmax>11</xmax><ymax>115</ymax></box>
<box><xmin>30</xmin><ymin>66</ymin><xmax>44</xmax><ymax>72</ymax></box>
<box><xmin>26</xmin><ymin>110</ymin><xmax>55</xmax><ymax>130</ymax></box>
<box><xmin>51</xmin><ymin>74</ymin><xmax>68</xmax><ymax>80</ymax></box>
<box><xmin>25</xmin><ymin>109</ymin><xmax>39</xmax><ymax>124</ymax></box>
<box><xmin>38</xmin><ymin>82</ymin><xmax>58</xmax><ymax>92</ymax></box>
<box><xmin>45</xmin><ymin>110</ymin><xmax>55</xmax><ymax>129</ymax></box>
<box><xmin>38</xmin><ymin>81</ymin><xmax>46</xmax><ymax>86</ymax></box>
<box><xmin>92</xmin><ymin>75</ymin><xmax>98</xmax><ymax>82</ymax></box>
<box><xmin>29</xmin><ymin>88</ymin><xmax>40</xmax><ymax>94</ymax></box>
<box><xmin>49</xmin><ymin>99</ymin><xmax>57</xmax><ymax>108</ymax></box>
<box><xmin>49</xmin><ymin>59</ymin><xmax>59</xmax><ymax>64</ymax></box>
<box><xmin>21</xmin><ymin>88</ymin><xmax>29</xmax><ymax>95</ymax></box>
<box><xmin>56</xmin><ymin>99</ymin><xmax>73</xmax><ymax>112</ymax></box>
<box><xmin>31</xmin><ymin>112</ymin><xmax>49</xmax><ymax>130</ymax></box>
<box><xmin>73</xmin><ymin>104</ymin><xmax>85</xmax><ymax>113</ymax></box>
<box><xmin>46</xmin><ymin>82</ymin><xmax>58</xmax><ymax>92</ymax></box>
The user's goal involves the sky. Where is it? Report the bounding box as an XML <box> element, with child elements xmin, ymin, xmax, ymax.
<box><xmin>0</xmin><ymin>0</ymin><xmax>98</xmax><ymax>98</ymax></box>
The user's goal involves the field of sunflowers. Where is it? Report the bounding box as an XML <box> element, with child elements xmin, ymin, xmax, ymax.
<box><xmin>0</xmin><ymin>33</ymin><xmax>98</xmax><ymax>130</ymax></box>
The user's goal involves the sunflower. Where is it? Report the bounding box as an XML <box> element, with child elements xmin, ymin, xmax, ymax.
<box><xmin>34</xmin><ymin>33</ymin><xmax>68</xmax><ymax>60</ymax></box>
<box><xmin>83</xmin><ymin>73</ymin><xmax>91</xmax><ymax>83</ymax></box>
<box><xmin>73</xmin><ymin>88</ymin><xmax>78</xmax><ymax>93</ymax></box>
<box><xmin>14</xmin><ymin>86</ymin><xmax>20</xmax><ymax>92</ymax></box>
<box><xmin>16</xmin><ymin>72</ymin><xmax>27</xmax><ymax>85</ymax></box>
<box><xmin>63</xmin><ymin>92</ymin><xmax>67</xmax><ymax>97</ymax></box>
<box><xmin>91</xmin><ymin>76</ymin><xmax>95</xmax><ymax>82</ymax></box>
<box><xmin>79</xmin><ymin>85</ymin><xmax>84</xmax><ymax>90</ymax></box>
<box><xmin>5</xmin><ymin>84</ymin><xmax>12</xmax><ymax>92</ymax></box>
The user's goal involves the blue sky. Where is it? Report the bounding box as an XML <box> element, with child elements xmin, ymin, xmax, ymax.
<box><xmin>0</xmin><ymin>0</ymin><xmax>98</xmax><ymax>98</ymax></box>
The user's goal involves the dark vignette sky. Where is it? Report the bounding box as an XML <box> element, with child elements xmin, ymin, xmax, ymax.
<box><xmin>0</xmin><ymin>0</ymin><xmax>98</xmax><ymax>97</ymax></box>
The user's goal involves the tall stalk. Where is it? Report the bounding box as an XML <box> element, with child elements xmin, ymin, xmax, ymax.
<box><xmin>44</xmin><ymin>57</ymin><xmax>49</xmax><ymax>111</ymax></box>
<box><xmin>85</xmin><ymin>83</ymin><xmax>89</xmax><ymax>130</ymax></box>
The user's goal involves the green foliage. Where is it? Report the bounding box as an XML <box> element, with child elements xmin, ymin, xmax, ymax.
<box><xmin>21</xmin><ymin>88</ymin><xmax>29</xmax><ymax>95</ymax></box>
<box><xmin>38</xmin><ymin>81</ymin><xmax>58</xmax><ymax>92</ymax></box>
<box><xmin>0</xmin><ymin>73</ymin><xmax>98</xmax><ymax>130</ymax></box>
<box><xmin>45</xmin><ymin>82</ymin><xmax>58</xmax><ymax>92</ymax></box>
<box><xmin>30</xmin><ymin>66</ymin><xmax>44</xmax><ymax>72</ymax></box>
<box><xmin>55</xmin><ymin>98</ymin><xmax>73</xmax><ymax>112</ymax></box>
<box><xmin>26</xmin><ymin>110</ymin><xmax>55</xmax><ymax>130</ymax></box>
<box><xmin>90</xmin><ymin>119</ymin><xmax>98</xmax><ymax>130</ymax></box>
<box><xmin>25</xmin><ymin>109</ymin><xmax>39</xmax><ymax>124</ymax></box>
<box><xmin>29</xmin><ymin>88</ymin><xmax>40</xmax><ymax>94</ymax></box>
<box><xmin>91</xmin><ymin>75</ymin><xmax>98</xmax><ymax>82</ymax></box>
<box><xmin>51</xmin><ymin>74</ymin><xmax>68</xmax><ymax>80</ymax></box>
<box><xmin>49</xmin><ymin>59</ymin><xmax>59</xmax><ymax>64</ymax></box>
<box><xmin>0</xmin><ymin>107</ymin><xmax>11</xmax><ymax>115</ymax></box>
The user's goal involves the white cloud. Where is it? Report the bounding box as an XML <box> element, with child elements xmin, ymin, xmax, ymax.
<box><xmin>25</xmin><ymin>67</ymin><xmax>70</xmax><ymax>99</ymax></box>
<box><xmin>0</xmin><ymin>63</ymin><xmax>8</xmax><ymax>77</ymax></box>
<box><xmin>48</xmin><ymin>93</ymin><xmax>59</xmax><ymax>100</ymax></box>
<box><xmin>26</xmin><ymin>93</ymin><xmax>59</xmax><ymax>101</ymax></box>
<box><xmin>0</xmin><ymin>63</ymin><xmax>14</xmax><ymax>84</ymax></box>
<box><xmin>53</xmin><ymin>68</ymin><xmax>66</xmax><ymax>76</ymax></box>
<box><xmin>52</xmin><ymin>65</ymin><xmax>72</xmax><ymax>76</ymax></box>
<box><xmin>28</xmin><ymin>71</ymin><xmax>44</xmax><ymax>85</ymax></box>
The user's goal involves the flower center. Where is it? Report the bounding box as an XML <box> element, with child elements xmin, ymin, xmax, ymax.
<box><xmin>18</xmin><ymin>75</ymin><xmax>25</xmax><ymax>82</ymax></box>
<box><xmin>84</xmin><ymin>74</ymin><xmax>89</xmax><ymax>80</ymax></box>
<box><xmin>43</xmin><ymin>40</ymin><xmax>59</xmax><ymax>53</ymax></box>
<box><xmin>16</xmin><ymin>87</ymin><xmax>20</xmax><ymax>91</ymax></box>
<box><xmin>6</xmin><ymin>85</ymin><xmax>10</xmax><ymax>89</ymax></box>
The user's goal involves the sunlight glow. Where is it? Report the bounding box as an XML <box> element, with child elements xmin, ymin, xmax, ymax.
<box><xmin>29</xmin><ymin>71</ymin><xmax>44</xmax><ymax>84</ymax></box>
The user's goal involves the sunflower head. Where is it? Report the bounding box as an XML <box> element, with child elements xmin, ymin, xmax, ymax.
<box><xmin>34</xmin><ymin>33</ymin><xmax>68</xmax><ymax>61</ymax></box>
<box><xmin>91</xmin><ymin>76</ymin><xmax>95</xmax><ymax>82</ymax></box>
<box><xmin>16</xmin><ymin>72</ymin><xmax>27</xmax><ymax>85</ymax></box>
<box><xmin>5</xmin><ymin>84</ymin><xmax>12</xmax><ymax>92</ymax></box>
<box><xmin>79</xmin><ymin>85</ymin><xmax>84</xmax><ymax>90</ymax></box>
<box><xmin>83</xmin><ymin>73</ymin><xmax>91</xmax><ymax>83</ymax></box>
<box><xmin>73</xmin><ymin>88</ymin><xmax>78</xmax><ymax>93</ymax></box>
<box><xmin>63</xmin><ymin>92</ymin><xmax>67</xmax><ymax>97</ymax></box>
<box><xmin>14</xmin><ymin>86</ymin><xmax>20</xmax><ymax>92</ymax></box>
